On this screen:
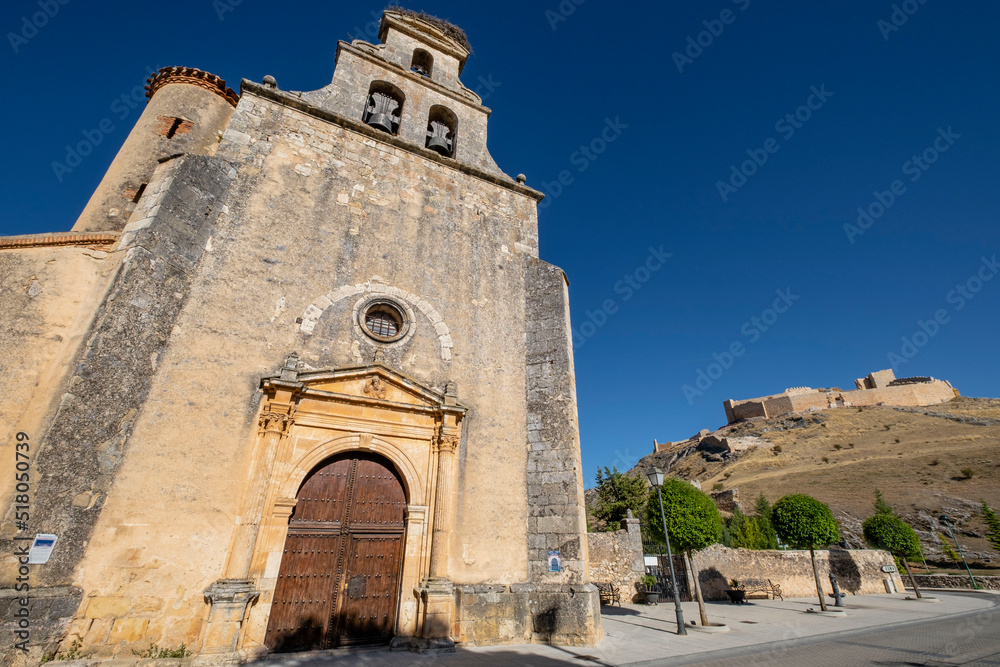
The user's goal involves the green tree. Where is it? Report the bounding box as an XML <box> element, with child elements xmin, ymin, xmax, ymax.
<box><xmin>753</xmin><ymin>494</ymin><xmax>779</xmax><ymax>550</ymax></box>
<box><xmin>873</xmin><ymin>489</ymin><xmax>895</xmax><ymax>516</ymax></box>
<box><xmin>982</xmin><ymin>501</ymin><xmax>1000</xmax><ymax>553</ymax></box>
<box><xmin>772</xmin><ymin>494</ymin><xmax>841</xmax><ymax>611</ymax></box>
<box><xmin>938</xmin><ymin>533</ymin><xmax>961</xmax><ymax>563</ymax></box>
<box><xmin>591</xmin><ymin>466</ymin><xmax>648</xmax><ymax>532</ymax></box>
<box><xmin>728</xmin><ymin>506</ymin><xmax>768</xmax><ymax>549</ymax></box>
<box><xmin>863</xmin><ymin>513</ymin><xmax>925</xmax><ymax>598</ymax></box>
<box><xmin>646</xmin><ymin>478</ymin><xmax>723</xmax><ymax>627</ymax></box>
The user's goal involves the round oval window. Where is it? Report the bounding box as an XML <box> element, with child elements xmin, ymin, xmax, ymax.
<box><xmin>361</xmin><ymin>301</ymin><xmax>406</xmax><ymax>342</ymax></box>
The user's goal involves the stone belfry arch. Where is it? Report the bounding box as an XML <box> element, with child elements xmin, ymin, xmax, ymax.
<box><xmin>199</xmin><ymin>354</ymin><xmax>465</xmax><ymax>655</ymax></box>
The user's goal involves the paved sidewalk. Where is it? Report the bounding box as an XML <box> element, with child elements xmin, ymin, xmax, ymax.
<box><xmin>258</xmin><ymin>591</ymin><xmax>998</xmax><ymax>666</ymax></box>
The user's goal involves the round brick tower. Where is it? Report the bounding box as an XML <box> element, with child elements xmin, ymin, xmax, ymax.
<box><xmin>71</xmin><ymin>67</ymin><xmax>239</xmax><ymax>233</ymax></box>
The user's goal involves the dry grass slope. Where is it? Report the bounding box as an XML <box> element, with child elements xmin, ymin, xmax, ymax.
<box><xmin>629</xmin><ymin>397</ymin><xmax>1000</xmax><ymax>565</ymax></box>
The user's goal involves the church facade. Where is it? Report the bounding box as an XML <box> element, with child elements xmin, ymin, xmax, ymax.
<box><xmin>0</xmin><ymin>10</ymin><xmax>600</xmax><ymax>663</ymax></box>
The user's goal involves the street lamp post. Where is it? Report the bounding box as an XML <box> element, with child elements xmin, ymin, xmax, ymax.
<box><xmin>939</xmin><ymin>515</ymin><xmax>979</xmax><ymax>590</ymax></box>
<box><xmin>646</xmin><ymin>467</ymin><xmax>687</xmax><ymax>636</ymax></box>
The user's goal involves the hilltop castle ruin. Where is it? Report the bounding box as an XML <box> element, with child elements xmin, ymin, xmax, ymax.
<box><xmin>723</xmin><ymin>369</ymin><xmax>958</xmax><ymax>424</ymax></box>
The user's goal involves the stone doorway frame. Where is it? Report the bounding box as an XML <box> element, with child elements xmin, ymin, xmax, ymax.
<box><xmin>198</xmin><ymin>357</ymin><xmax>465</xmax><ymax>657</ymax></box>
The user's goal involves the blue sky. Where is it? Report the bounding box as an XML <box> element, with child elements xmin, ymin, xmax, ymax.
<box><xmin>3</xmin><ymin>0</ymin><xmax>998</xmax><ymax>487</ymax></box>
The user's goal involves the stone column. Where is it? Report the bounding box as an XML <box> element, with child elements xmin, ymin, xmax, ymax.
<box><xmin>410</xmin><ymin>428</ymin><xmax>459</xmax><ymax>652</ymax></box>
<box><xmin>224</xmin><ymin>408</ymin><xmax>291</xmax><ymax>579</ymax></box>
<box><xmin>428</xmin><ymin>431</ymin><xmax>458</xmax><ymax>582</ymax></box>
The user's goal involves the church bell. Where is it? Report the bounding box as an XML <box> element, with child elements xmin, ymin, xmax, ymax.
<box><xmin>365</xmin><ymin>92</ymin><xmax>399</xmax><ymax>134</ymax></box>
<box><xmin>367</xmin><ymin>112</ymin><xmax>396</xmax><ymax>134</ymax></box>
<box><xmin>426</xmin><ymin>121</ymin><xmax>453</xmax><ymax>156</ymax></box>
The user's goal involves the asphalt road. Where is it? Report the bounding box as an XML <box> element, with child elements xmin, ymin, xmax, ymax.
<box><xmin>637</xmin><ymin>597</ymin><xmax>1000</xmax><ymax>667</ymax></box>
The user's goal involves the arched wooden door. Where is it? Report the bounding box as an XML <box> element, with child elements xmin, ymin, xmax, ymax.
<box><xmin>264</xmin><ymin>452</ymin><xmax>406</xmax><ymax>652</ymax></box>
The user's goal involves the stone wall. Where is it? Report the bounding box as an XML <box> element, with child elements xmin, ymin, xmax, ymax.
<box><xmin>586</xmin><ymin>516</ymin><xmax>644</xmax><ymax>602</ymax></box>
<box><xmin>725</xmin><ymin>377</ymin><xmax>958</xmax><ymax>424</ymax></box>
<box><xmin>910</xmin><ymin>575</ymin><xmax>1000</xmax><ymax>590</ymax></box>
<box><xmin>0</xmin><ymin>155</ymin><xmax>235</xmax><ymax>663</ymax></box>
<box><xmin>690</xmin><ymin>545</ymin><xmax>905</xmax><ymax>600</ymax></box>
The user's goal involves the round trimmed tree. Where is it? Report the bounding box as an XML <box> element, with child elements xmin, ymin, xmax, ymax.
<box><xmin>646</xmin><ymin>478</ymin><xmax>723</xmax><ymax>626</ymax></box>
<box><xmin>863</xmin><ymin>513</ymin><xmax>924</xmax><ymax>598</ymax></box>
<box><xmin>772</xmin><ymin>494</ymin><xmax>841</xmax><ymax>611</ymax></box>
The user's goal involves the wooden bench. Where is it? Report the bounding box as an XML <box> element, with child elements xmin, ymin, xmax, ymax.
<box><xmin>734</xmin><ymin>578</ymin><xmax>783</xmax><ymax>601</ymax></box>
<box><xmin>596</xmin><ymin>582</ymin><xmax>621</xmax><ymax>606</ymax></box>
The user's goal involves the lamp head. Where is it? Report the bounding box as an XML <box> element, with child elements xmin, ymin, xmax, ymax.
<box><xmin>939</xmin><ymin>514</ymin><xmax>952</xmax><ymax>524</ymax></box>
<box><xmin>646</xmin><ymin>467</ymin><xmax>664</xmax><ymax>487</ymax></box>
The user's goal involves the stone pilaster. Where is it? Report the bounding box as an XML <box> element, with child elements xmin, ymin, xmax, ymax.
<box><xmin>198</xmin><ymin>580</ymin><xmax>260</xmax><ymax>656</ymax></box>
<box><xmin>397</xmin><ymin>427</ymin><xmax>459</xmax><ymax>653</ymax></box>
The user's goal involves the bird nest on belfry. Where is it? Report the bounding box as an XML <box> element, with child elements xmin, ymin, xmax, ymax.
<box><xmin>386</xmin><ymin>5</ymin><xmax>473</xmax><ymax>53</ymax></box>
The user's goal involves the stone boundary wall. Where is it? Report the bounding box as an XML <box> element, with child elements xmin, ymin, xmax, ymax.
<box><xmin>586</xmin><ymin>516</ymin><xmax>644</xmax><ymax>602</ymax></box>
<box><xmin>911</xmin><ymin>575</ymin><xmax>1000</xmax><ymax>590</ymax></box>
<box><xmin>691</xmin><ymin>545</ymin><xmax>905</xmax><ymax>600</ymax></box>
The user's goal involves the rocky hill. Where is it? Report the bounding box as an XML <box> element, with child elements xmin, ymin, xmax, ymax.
<box><xmin>621</xmin><ymin>397</ymin><xmax>1000</xmax><ymax>566</ymax></box>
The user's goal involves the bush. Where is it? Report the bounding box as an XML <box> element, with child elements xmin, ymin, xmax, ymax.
<box><xmin>873</xmin><ymin>489</ymin><xmax>895</xmax><ymax>516</ymax></box>
<box><xmin>772</xmin><ymin>444</ymin><xmax>783</xmax><ymax>455</ymax></box>
<box><xmin>961</xmin><ymin>467</ymin><xmax>975</xmax><ymax>479</ymax></box>
<box><xmin>821</xmin><ymin>456</ymin><xmax>829</xmax><ymax>463</ymax></box>
<box><xmin>713</xmin><ymin>482</ymin><xmax>724</xmax><ymax>491</ymax></box>
<box><xmin>938</xmin><ymin>533</ymin><xmax>961</xmax><ymax>562</ymax></box>
<box><xmin>833</xmin><ymin>444</ymin><xmax>843</xmax><ymax>451</ymax></box>
<box><xmin>982</xmin><ymin>501</ymin><xmax>1000</xmax><ymax>553</ymax></box>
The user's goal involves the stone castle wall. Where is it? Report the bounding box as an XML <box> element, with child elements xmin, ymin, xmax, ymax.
<box><xmin>726</xmin><ymin>377</ymin><xmax>957</xmax><ymax>423</ymax></box>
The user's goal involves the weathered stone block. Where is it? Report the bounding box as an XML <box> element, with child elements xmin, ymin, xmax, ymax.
<box><xmin>109</xmin><ymin>618</ymin><xmax>149</xmax><ymax>645</ymax></box>
<box><xmin>86</xmin><ymin>597</ymin><xmax>131</xmax><ymax>619</ymax></box>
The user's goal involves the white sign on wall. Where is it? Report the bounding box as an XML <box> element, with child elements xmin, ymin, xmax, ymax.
<box><xmin>28</xmin><ymin>534</ymin><xmax>58</xmax><ymax>564</ymax></box>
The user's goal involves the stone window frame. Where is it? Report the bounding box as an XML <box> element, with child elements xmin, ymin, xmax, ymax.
<box><xmin>353</xmin><ymin>295</ymin><xmax>416</xmax><ymax>347</ymax></box>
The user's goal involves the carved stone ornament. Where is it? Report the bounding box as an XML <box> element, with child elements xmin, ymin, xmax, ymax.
<box><xmin>437</xmin><ymin>434</ymin><xmax>460</xmax><ymax>453</ymax></box>
<box><xmin>258</xmin><ymin>411</ymin><xmax>290</xmax><ymax>434</ymax></box>
<box><xmin>363</xmin><ymin>375</ymin><xmax>388</xmax><ymax>400</ymax></box>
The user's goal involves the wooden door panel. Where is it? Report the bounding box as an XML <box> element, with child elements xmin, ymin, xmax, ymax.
<box><xmin>263</xmin><ymin>532</ymin><xmax>340</xmax><ymax>651</ymax></box>
<box><xmin>265</xmin><ymin>452</ymin><xmax>407</xmax><ymax>652</ymax></box>
<box><xmin>292</xmin><ymin>456</ymin><xmax>353</xmax><ymax>524</ymax></box>
<box><xmin>334</xmin><ymin>534</ymin><xmax>404</xmax><ymax>645</ymax></box>
<box><xmin>349</xmin><ymin>456</ymin><xmax>407</xmax><ymax>530</ymax></box>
